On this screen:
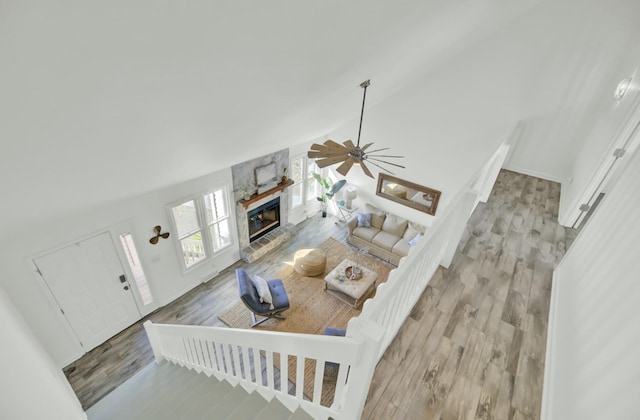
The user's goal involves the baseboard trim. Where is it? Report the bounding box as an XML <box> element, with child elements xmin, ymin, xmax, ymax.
<box><xmin>541</xmin><ymin>270</ymin><xmax>560</xmax><ymax>420</ymax></box>
<box><xmin>503</xmin><ymin>165</ymin><xmax>564</xmax><ymax>184</ymax></box>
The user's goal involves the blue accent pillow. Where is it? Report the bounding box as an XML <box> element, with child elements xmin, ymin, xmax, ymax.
<box><xmin>357</xmin><ymin>212</ymin><xmax>372</xmax><ymax>227</ymax></box>
<box><xmin>408</xmin><ymin>232</ymin><xmax>423</xmax><ymax>246</ymax></box>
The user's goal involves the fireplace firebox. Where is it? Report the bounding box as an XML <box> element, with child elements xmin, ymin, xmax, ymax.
<box><xmin>247</xmin><ymin>197</ymin><xmax>280</xmax><ymax>242</ymax></box>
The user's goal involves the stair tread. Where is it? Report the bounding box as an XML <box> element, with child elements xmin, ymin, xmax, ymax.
<box><xmin>288</xmin><ymin>407</ymin><xmax>316</xmax><ymax>420</ymax></box>
<box><xmin>256</xmin><ymin>396</ymin><xmax>294</xmax><ymax>420</ymax></box>
<box><xmin>226</xmin><ymin>391</ymin><xmax>269</xmax><ymax>420</ymax></box>
<box><xmin>178</xmin><ymin>380</ymin><xmax>234</xmax><ymax>420</ymax></box>
<box><xmin>133</xmin><ymin>366</ymin><xmax>210</xmax><ymax>419</ymax></box>
<box><xmin>202</xmin><ymin>384</ymin><xmax>250</xmax><ymax>419</ymax></box>
<box><xmin>165</xmin><ymin>373</ymin><xmax>222</xmax><ymax>417</ymax></box>
<box><xmin>87</xmin><ymin>362</ymin><xmax>183</xmax><ymax>420</ymax></box>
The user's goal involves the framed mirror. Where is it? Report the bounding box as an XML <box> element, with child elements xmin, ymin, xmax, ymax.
<box><xmin>376</xmin><ymin>173</ymin><xmax>441</xmax><ymax>215</ymax></box>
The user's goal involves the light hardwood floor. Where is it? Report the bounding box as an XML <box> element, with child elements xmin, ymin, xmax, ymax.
<box><xmin>65</xmin><ymin>169</ymin><xmax>576</xmax><ymax>418</ymax></box>
<box><xmin>363</xmin><ymin>170</ymin><xmax>576</xmax><ymax>419</ymax></box>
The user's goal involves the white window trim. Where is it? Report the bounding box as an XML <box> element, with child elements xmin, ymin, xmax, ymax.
<box><xmin>290</xmin><ymin>154</ymin><xmax>321</xmax><ymax>207</ymax></box>
<box><xmin>167</xmin><ymin>184</ymin><xmax>234</xmax><ymax>273</ymax></box>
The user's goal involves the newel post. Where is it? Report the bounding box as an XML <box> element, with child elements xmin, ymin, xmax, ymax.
<box><xmin>143</xmin><ymin>320</ymin><xmax>165</xmax><ymax>363</ymax></box>
<box><xmin>340</xmin><ymin>317</ymin><xmax>385</xmax><ymax>419</ymax></box>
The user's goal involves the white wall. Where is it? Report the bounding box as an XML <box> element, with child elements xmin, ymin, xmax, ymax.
<box><xmin>0</xmin><ymin>167</ymin><xmax>239</xmax><ymax>366</ymax></box>
<box><xmin>544</xmin><ymin>132</ymin><xmax>640</xmax><ymax>418</ymax></box>
<box><xmin>0</xmin><ymin>286</ymin><xmax>86</xmax><ymax>419</ymax></box>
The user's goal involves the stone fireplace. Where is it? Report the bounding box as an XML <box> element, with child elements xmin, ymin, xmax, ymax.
<box><xmin>232</xmin><ymin>150</ymin><xmax>295</xmax><ymax>262</ymax></box>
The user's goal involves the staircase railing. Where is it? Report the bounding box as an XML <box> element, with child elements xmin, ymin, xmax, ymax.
<box><xmin>144</xmin><ymin>320</ymin><xmax>381</xmax><ymax>419</ymax></box>
<box><xmin>144</xmin><ymin>129</ymin><xmax>516</xmax><ymax>419</ymax></box>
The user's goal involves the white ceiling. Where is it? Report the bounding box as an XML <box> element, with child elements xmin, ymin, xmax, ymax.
<box><xmin>1</xmin><ymin>0</ymin><xmax>638</xmax><ymax>235</ymax></box>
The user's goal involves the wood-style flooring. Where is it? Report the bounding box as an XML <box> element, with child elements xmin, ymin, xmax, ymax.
<box><xmin>65</xmin><ymin>169</ymin><xmax>576</xmax><ymax>418</ymax></box>
<box><xmin>363</xmin><ymin>170</ymin><xmax>577</xmax><ymax>419</ymax></box>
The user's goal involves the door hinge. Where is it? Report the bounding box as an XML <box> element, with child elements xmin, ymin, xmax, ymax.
<box><xmin>579</xmin><ymin>204</ymin><xmax>590</xmax><ymax>212</ymax></box>
<box><xmin>613</xmin><ymin>148</ymin><xmax>626</xmax><ymax>158</ymax></box>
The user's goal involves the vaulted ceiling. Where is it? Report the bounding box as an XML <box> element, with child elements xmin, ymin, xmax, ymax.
<box><xmin>1</xmin><ymin>0</ymin><xmax>639</xmax><ymax>236</ymax></box>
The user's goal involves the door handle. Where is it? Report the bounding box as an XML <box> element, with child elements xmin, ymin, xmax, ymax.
<box><xmin>123</xmin><ymin>285</ymin><xmax>129</xmax><ymax>291</ymax></box>
<box><xmin>119</xmin><ymin>274</ymin><xmax>127</xmax><ymax>283</ymax></box>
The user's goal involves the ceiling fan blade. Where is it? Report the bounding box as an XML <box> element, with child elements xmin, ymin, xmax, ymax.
<box><xmin>366</xmin><ymin>154</ymin><xmax>405</xmax><ymax>158</ymax></box>
<box><xmin>360</xmin><ymin>142</ymin><xmax>374</xmax><ymax>152</ymax></box>
<box><xmin>364</xmin><ymin>158</ymin><xmax>396</xmax><ymax>175</ymax></box>
<box><xmin>160</xmin><ymin>232</ymin><xmax>170</xmax><ymax>239</ymax></box>
<box><xmin>308</xmin><ymin>150</ymin><xmax>347</xmax><ymax>159</ymax></box>
<box><xmin>324</xmin><ymin>139</ymin><xmax>347</xmax><ymax>150</ymax></box>
<box><xmin>343</xmin><ymin>140</ymin><xmax>356</xmax><ymax>150</ymax></box>
<box><xmin>336</xmin><ymin>157</ymin><xmax>357</xmax><ymax>176</ymax></box>
<box><xmin>367</xmin><ymin>157</ymin><xmax>406</xmax><ymax>169</ymax></box>
<box><xmin>153</xmin><ymin>225</ymin><xmax>162</xmax><ymax>234</ymax></box>
<box><xmin>149</xmin><ymin>236</ymin><xmax>159</xmax><ymax>245</ymax></box>
<box><xmin>363</xmin><ymin>147</ymin><xmax>390</xmax><ymax>154</ymax></box>
<box><xmin>359</xmin><ymin>160</ymin><xmax>374</xmax><ymax>178</ymax></box>
<box><xmin>316</xmin><ymin>155</ymin><xmax>349</xmax><ymax>168</ymax></box>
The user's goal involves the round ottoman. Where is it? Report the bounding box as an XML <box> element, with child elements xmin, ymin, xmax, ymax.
<box><xmin>294</xmin><ymin>248</ymin><xmax>326</xmax><ymax>276</ymax></box>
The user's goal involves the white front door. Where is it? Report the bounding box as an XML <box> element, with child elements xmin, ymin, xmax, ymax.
<box><xmin>34</xmin><ymin>232</ymin><xmax>141</xmax><ymax>352</ymax></box>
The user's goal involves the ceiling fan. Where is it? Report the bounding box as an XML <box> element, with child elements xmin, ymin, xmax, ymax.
<box><xmin>307</xmin><ymin>79</ymin><xmax>404</xmax><ymax>178</ymax></box>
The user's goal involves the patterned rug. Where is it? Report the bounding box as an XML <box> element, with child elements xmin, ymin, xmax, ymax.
<box><xmin>218</xmin><ymin>237</ymin><xmax>392</xmax><ymax>406</ymax></box>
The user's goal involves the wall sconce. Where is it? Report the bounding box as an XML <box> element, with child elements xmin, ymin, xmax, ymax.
<box><xmin>614</xmin><ymin>77</ymin><xmax>632</xmax><ymax>101</ymax></box>
<box><xmin>149</xmin><ymin>225</ymin><xmax>170</xmax><ymax>244</ymax></box>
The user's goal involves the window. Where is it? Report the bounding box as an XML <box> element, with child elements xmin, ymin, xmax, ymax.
<box><xmin>119</xmin><ymin>233</ymin><xmax>153</xmax><ymax>305</ymax></box>
<box><xmin>169</xmin><ymin>187</ymin><xmax>232</xmax><ymax>270</ymax></box>
<box><xmin>290</xmin><ymin>154</ymin><xmax>319</xmax><ymax>210</ymax></box>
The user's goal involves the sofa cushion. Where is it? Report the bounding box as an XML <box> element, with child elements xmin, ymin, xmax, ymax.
<box><xmin>382</xmin><ymin>214</ymin><xmax>409</xmax><ymax>237</ymax></box>
<box><xmin>365</xmin><ymin>203</ymin><xmax>386</xmax><ymax>229</ymax></box>
<box><xmin>356</xmin><ymin>212</ymin><xmax>372</xmax><ymax>227</ymax></box>
<box><xmin>353</xmin><ymin>226</ymin><xmax>381</xmax><ymax>242</ymax></box>
<box><xmin>372</xmin><ymin>231</ymin><xmax>401</xmax><ymax>251</ymax></box>
<box><xmin>403</xmin><ymin>223</ymin><xmax>422</xmax><ymax>241</ymax></box>
<box><xmin>392</xmin><ymin>239</ymin><xmax>411</xmax><ymax>257</ymax></box>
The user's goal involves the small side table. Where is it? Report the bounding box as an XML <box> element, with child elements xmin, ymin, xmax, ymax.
<box><xmin>335</xmin><ymin>204</ymin><xmax>358</xmax><ymax>223</ymax></box>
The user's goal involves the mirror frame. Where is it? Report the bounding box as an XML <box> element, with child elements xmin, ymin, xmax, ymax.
<box><xmin>376</xmin><ymin>173</ymin><xmax>441</xmax><ymax>215</ymax></box>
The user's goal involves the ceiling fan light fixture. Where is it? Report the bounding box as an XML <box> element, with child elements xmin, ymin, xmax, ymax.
<box><xmin>307</xmin><ymin>79</ymin><xmax>404</xmax><ymax>178</ymax></box>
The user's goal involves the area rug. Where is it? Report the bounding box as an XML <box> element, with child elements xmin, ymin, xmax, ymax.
<box><xmin>218</xmin><ymin>237</ymin><xmax>392</xmax><ymax>406</ymax></box>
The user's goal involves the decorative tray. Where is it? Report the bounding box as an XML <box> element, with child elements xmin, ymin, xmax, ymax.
<box><xmin>344</xmin><ymin>266</ymin><xmax>362</xmax><ymax>281</ymax></box>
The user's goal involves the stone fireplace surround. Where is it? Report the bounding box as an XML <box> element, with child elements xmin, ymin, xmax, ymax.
<box><xmin>231</xmin><ymin>149</ymin><xmax>294</xmax><ymax>263</ymax></box>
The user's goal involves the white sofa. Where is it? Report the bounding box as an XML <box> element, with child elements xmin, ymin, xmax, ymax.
<box><xmin>346</xmin><ymin>203</ymin><xmax>426</xmax><ymax>266</ymax></box>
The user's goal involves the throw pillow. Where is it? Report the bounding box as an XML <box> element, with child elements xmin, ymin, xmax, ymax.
<box><xmin>251</xmin><ymin>275</ymin><xmax>274</xmax><ymax>310</ymax></box>
<box><xmin>382</xmin><ymin>214</ymin><xmax>409</xmax><ymax>237</ymax></box>
<box><xmin>364</xmin><ymin>203</ymin><xmax>386</xmax><ymax>229</ymax></box>
<box><xmin>408</xmin><ymin>232</ymin><xmax>423</xmax><ymax>246</ymax></box>
<box><xmin>357</xmin><ymin>212</ymin><xmax>372</xmax><ymax>228</ymax></box>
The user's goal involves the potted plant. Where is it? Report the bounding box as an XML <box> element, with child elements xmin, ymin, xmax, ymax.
<box><xmin>236</xmin><ymin>179</ymin><xmax>257</xmax><ymax>201</ymax></box>
<box><xmin>312</xmin><ymin>172</ymin><xmax>346</xmax><ymax>217</ymax></box>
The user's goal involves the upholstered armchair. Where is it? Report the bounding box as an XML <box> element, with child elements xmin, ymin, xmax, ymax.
<box><xmin>236</xmin><ymin>268</ymin><xmax>290</xmax><ymax>327</ymax></box>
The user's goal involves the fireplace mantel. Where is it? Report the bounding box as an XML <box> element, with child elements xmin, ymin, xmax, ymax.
<box><xmin>238</xmin><ymin>179</ymin><xmax>294</xmax><ymax>209</ymax></box>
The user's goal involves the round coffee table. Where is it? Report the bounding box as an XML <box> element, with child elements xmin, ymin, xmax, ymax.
<box><xmin>293</xmin><ymin>248</ymin><xmax>326</xmax><ymax>276</ymax></box>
